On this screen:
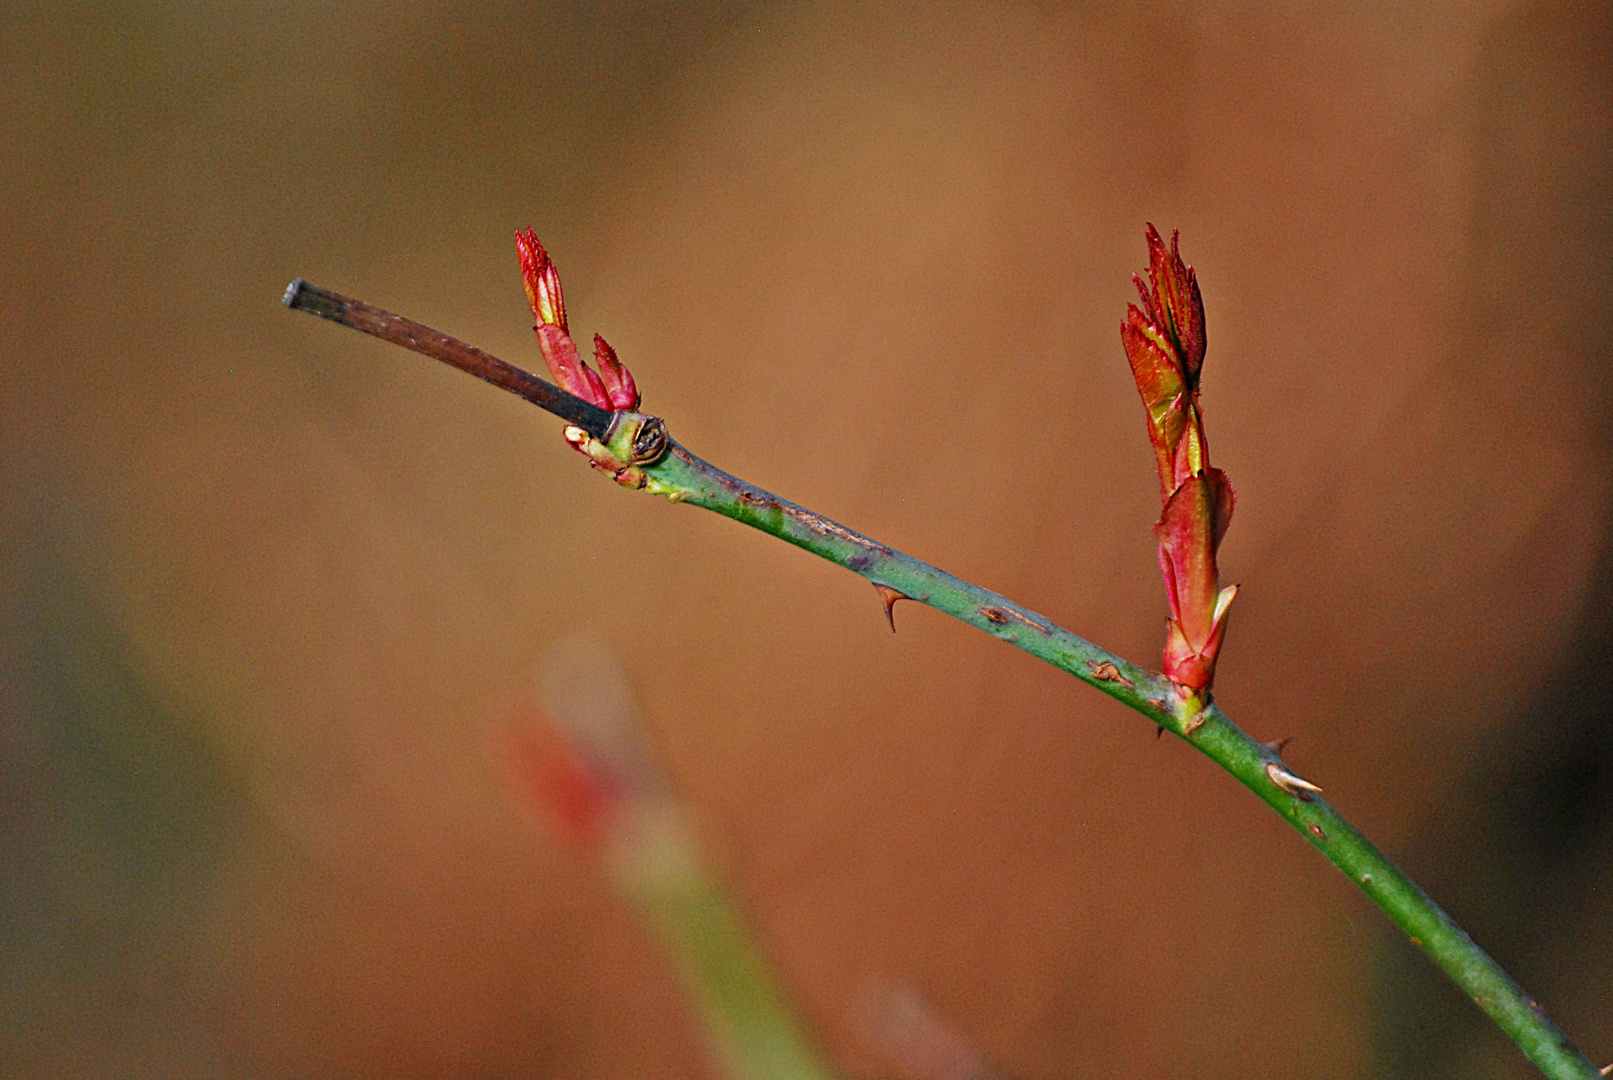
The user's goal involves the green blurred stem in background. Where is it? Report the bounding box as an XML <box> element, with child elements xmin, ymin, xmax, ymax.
<box><xmin>283</xmin><ymin>282</ymin><xmax>1603</xmax><ymax>1080</ymax></box>
<box><xmin>612</xmin><ymin>806</ymin><xmax>839</xmax><ymax>1080</ymax></box>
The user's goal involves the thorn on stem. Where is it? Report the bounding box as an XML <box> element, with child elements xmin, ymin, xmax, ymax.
<box><xmin>1262</xmin><ymin>736</ymin><xmax>1293</xmax><ymax>755</ymax></box>
<box><xmin>1266</xmin><ymin>762</ymin><xmax>1322</xmax><ymax>800</ymax></box>
<box><xmin>1598</xmin><ymin>1063</ymin><xmax>1611</xmax><ymax>1076</ymax></box>
<box><xmin>1155</xmin><ymin>724</ymin><xmax>1165</xmax><ymax>740</ymax></box>
<box><xmin>872</xmin><ymin>584</ymin><xmax>910</xmax><ymax>632</ymax></box>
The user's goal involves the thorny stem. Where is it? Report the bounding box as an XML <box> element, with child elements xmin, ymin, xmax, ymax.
<box><xmin>285</xmin><ymin>284</ymin><xmax>1603</xmax><ymax>1080</ymax></box>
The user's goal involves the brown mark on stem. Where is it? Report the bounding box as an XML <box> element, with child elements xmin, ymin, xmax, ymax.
<box><xmin>788</xmin><ymin>505</ymin><xmax>891</xmax><ymax>550</ymax></box>
<box><xmin>981</xmin><ymin>605</ymin><xmax>1050</xmax><ymax>634</ymax></box>
<box><xmin>1183</xmin><ymin>708</ymin><xmax>1210</xmax><ymax>736</ymax></box>
<box><xmin>872</xmin><ymin>584</ymin><xmax>910</xmax><ymax>632</ymax></box>
<box><xmin>1308</xmin><ymin>822</ymin><xmax>1328</xmax><ymax>842</ymax></box>
<box><xmin>1013</xmin><ymin>609</ymin><xmax>1052</xmax><ymax>633</ymax></box>
<box><xmin>1087</xmin><ymin>661</ymin><xmax>1134</xmax><ymax>689</ymax></box>
<box><xmin>670</xmin><ymin>444</ymin><xmax>892</xmax><ymax>553</ymax></box>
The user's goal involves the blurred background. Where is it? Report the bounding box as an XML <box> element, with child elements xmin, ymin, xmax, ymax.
<box><xmin>2</xmin><ymin>2</ymin><xmax>1610</xmax><ymax>1077</ymax></box>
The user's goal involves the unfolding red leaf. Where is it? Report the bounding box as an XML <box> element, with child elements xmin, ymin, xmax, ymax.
<box><xmin>1161</xmin><ymin>595</ymin><xmax>1232</xmax><ymax>694</ymax></box>
<box><xmin>1122</xmin><ymin>309</ymin><xmax>1188</xmax><ymax>499</ymax></box>
<box><xmin>1161</xmin><ymin>618</ymin><xmax>1211</xmax><ymax>692</ymax></box>
<box><xmin>1169</xmin><ymin>409</ymin><xmax>1208</xmax><ymax>491</ymax></box>
<box><xmin>537</xmin><ymin>323</ymin><xmax>610</xmax><ymax>409</ymax></box>
<box><xmin>594</xmin><ymin>333</ymin><xmax>640</xmax><ymax>411</ymax></box>
<box><xmin>1155</xmin><ymin>468</ymin><xmax>1236</xmax><ymax>691</ymax></box>
<box><xmin>1156</xmin><ymin>474</ymin><xmax>1219</xmax><ymax>648</ymax></box>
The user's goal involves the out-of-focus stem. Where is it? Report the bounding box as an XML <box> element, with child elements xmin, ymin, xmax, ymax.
<box><xmin>611</xmin><ymin>807</ymin><xmax>838</xmax><ymax>1080</ymax></box>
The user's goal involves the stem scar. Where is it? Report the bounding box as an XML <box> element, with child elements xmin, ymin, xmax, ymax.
<box><xmin>1087</xmin><ymin>661</ymin><xmax>1134</xmax><ymax>689</ymax></box>
<box><xmin>982</xmin><ymin>605</ymin><xmax>1051</xmax><ymax>634</ymax></box>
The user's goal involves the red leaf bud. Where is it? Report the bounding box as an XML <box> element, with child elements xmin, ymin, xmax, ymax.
<box><xmin>593</xmin><ymin>334</ymin><xmax>640</xmax><ymax>411</ymax></box>
<box><xmin>515</xmin><ymin>228</ymin><xmax>567</xmax><ymax>331</ymax></box>
<box><xmin>537</xmin><ymin>323</ymin><xmax>611</xmax><ymax>409</ymax></box>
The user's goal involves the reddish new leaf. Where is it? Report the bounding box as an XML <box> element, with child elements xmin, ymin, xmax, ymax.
<box><xmin>1142</xmin><ymin>224</ymin><xmax>1206</xmax><ymax>381</ymax></box>
<box><xmin>1154</xmin><ymin>467</ymin><xmax>1236</xmax><ymax>691</ymax></box>
<box><xmin>537</xmin><ymin>323</ymin><xmax>611</xmax><ymax>409</ymax></box>
<box><xmin>1156</xmin><ymin>473</ymin><xmax>1220</xmax><ymax>648</ymax></box>
<box><xmin>594</xmin><ymin>333</ymin><xmax>640</xmax><ymax>411</ymax></box>
<box><xmin>1122</xmin><ymin>308</ymin><xmax>1188</xmax><ymax>499</ymax></box>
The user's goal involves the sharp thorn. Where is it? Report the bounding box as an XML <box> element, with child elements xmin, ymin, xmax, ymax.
<box><xmin>1598</xmin><ymin>1063</ymin><xmax>1611</xmax><ymax>1076</ymax></box>
<box><xmin>1266</xmin><ymin>762</ymin><xmax>1322</xmax><ymax>800</ymax></box>
<box><xmin>1263</xmin><ymin>736</ymin><xmax>1293</xmax><ymax>755</ymax></box>
<box><xmin>1155</xmin><ymin>725</ymin><xmax>1165</xmax><ymax>740</ymax></box>
<box><xmin>872</xmin><ymin>583</ymin><xmax>910</xmax><ymax>632</ymax></box>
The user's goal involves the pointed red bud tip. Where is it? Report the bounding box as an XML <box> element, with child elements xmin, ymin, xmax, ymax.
<box><xmin>593</xmin><ymin>334</ymin><xmax>640</xmax><ymax>410</ymax></box>
<box><xmin>515</xmin><ymin>227</ymin><xmax>567</xmax><ymax>332</ymax></box>
<box><xmin>1141</xmin><ymin>223</ymin><xmax>1206</xmax><ymax>381</ymax></box>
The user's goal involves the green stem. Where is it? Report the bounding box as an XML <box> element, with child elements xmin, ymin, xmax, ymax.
<box><xmin>632</xmin><ymin>435</ymin><xmax>1600</xmax><ymax>1080</ymax></box>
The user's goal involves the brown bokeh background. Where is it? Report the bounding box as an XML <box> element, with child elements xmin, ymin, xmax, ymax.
<box><xmin>3</xmin><ymin>2</ymin><xmax>1610</xmax><ymax>1077</ymax></box>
